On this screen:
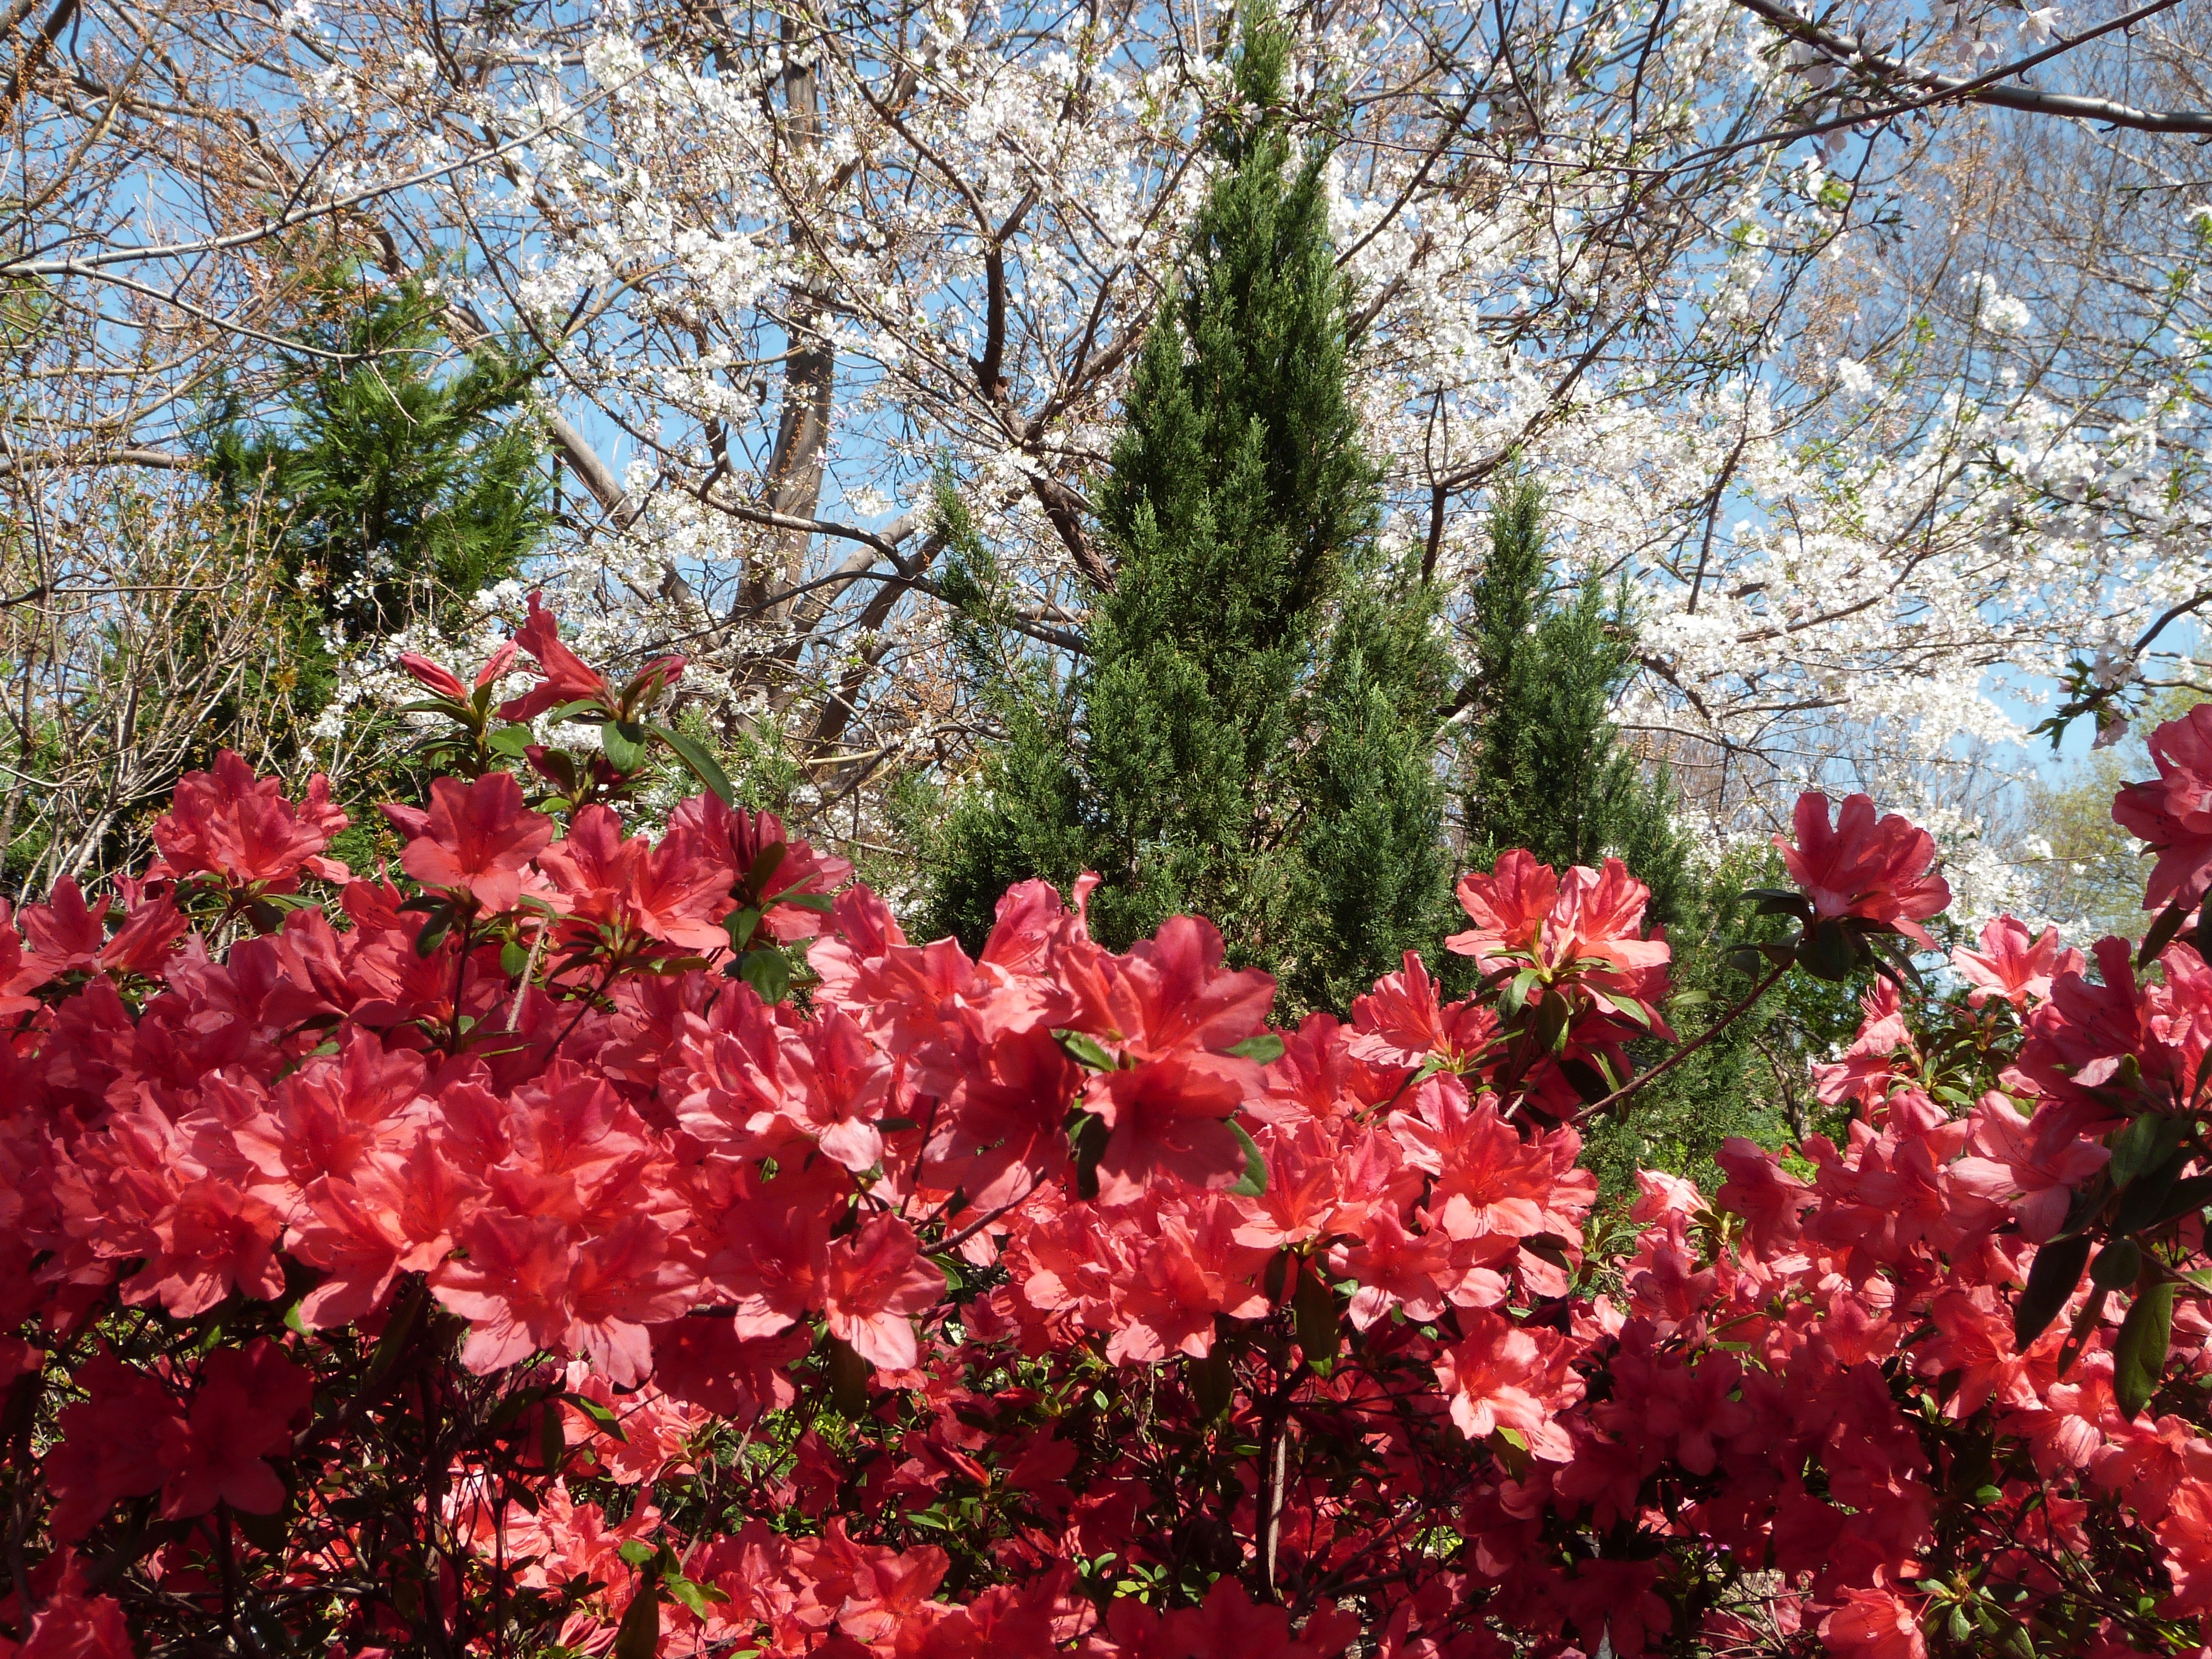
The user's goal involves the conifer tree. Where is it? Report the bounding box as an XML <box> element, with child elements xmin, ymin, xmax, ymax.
<box><xmin>204</xmin><ymin>267</ymin><xmax>550</xmax><ymax>758</ymax></box>
<box><xmin>1457</xmin><ymin>481</ymin><xmax>1788</xmax><ymax>1190</ymax></box>
<box><xmin>925</xmin><ymin>3</ymin><xmax>1448</xmax><ymax>1010</ymax></box>
<box><xmin>1458</xmin><ymin>479</ymin><xmax>1692</xmax><ymax>926</ymax></box>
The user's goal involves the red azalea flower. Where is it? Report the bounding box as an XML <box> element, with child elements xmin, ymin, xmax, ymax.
<box><xmin>1775</xmin><ymin>791</ymin><xmax>1951</xmax><ymax>945</ymax></box>
<box><xmin>382</xmin><ymin>771</ymin><xmax>555</xmax><ymax>911</ymax></box>
<box><xmin>2113</xmin><ymin>703</ymin><xmax>2212</xmax><ymax>910</ymax></box>
<box><xmin>822</xmin><ymin>1213</ymin><xmax>943</xmax><ymax>1370</ymax></box>
<box><xmin>148</xmin><ymin>749</ymin><xmax>351</xmax><ymax>892</ymax></box>
<box><xmin>497</xmin><ymin>591</ymin><xmax>617</xmax><ymax>721</ymax></box>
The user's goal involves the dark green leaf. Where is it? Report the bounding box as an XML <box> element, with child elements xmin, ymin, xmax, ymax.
<box><xmin>777</xmin><ymin>890</ymin><xmax>837</xmax><ymax>914</ymax></box>
<box><xmin>649</xmin><ymin>722</ymin><xmax>735</xmax><ymax>805</ymax></box>
<box><xmin>826</xmin><ymin>1334</ymin><xmax>871</xmax><ymax>1418</ymax></box>
<box><xmin>743</xmin><ymin>842</ymin><xmax>788</xmax><ymax>901</ymax></box>
<box><xmin>612</xmin><ymin>1577</ymin><xmax>660</xmax><ymax>1659</ymax></box>
<box><xmin>233</xmin><ymin>1495</ymin><xmax>290</xmax><ymax>1552</ymax></box>
<box><xmin>2109</xmin><ymin>1112</ymin><xmax>2182</xmax><ymax>1191</ymax></box>
<box><xmin>1071</xmin><ymin>1112</ymin><xmax>1110</xmax><ymax>1201</ymax></box>
<box><xmin>2140</xmin><ymin>900</ymin><xmax>2191</xmax><ymax>968</ymax></box>
<box><xmin>1799</xmin><ymin>917</ymin><xmax>1856</xmax><ymax>982</ymax></box>
<box><xmin>412</xmin><ymin>909</ymin><xmax>455</xmax><ymax>959</ymax></box>
<box><xmin>2014</xmin><ymin>1233</ymin><xmax>2092</xmax><ymax>1349</ymax></box>
<box><xmin>2134</xmin><ymin>1173</ymin><xmax>2212</xmax><ymax>1231</ymax></box>
<box><xmin>1227</xmin><ymin>1121</ymin><xmax>1268</xmax><ymax>1197</ymax></box>
<box><xmin>1534</xmin><ymin>989</ymin><xmax>1571</xmax><ymax>1053</ymax></box>
<box><xmin>723</xmin><ymin>907</ymin><xmax>763</xmax><ymax>951</ymax></box>
<box><xmin>1188</xmin><ymin>1347</ymin><xmax>1234</xmax><ymax>1419</ymax></box>
<box><xmin>2115</xmin><ymin>1150</ymin><xmax>2193</xmax><ymax>1234</ymax></box>
<box><xmin>1226</xmin><ymin>1033</ymin><xmax>1285</xmax><ymax>1063</ymax></box>
<box><xmin>2090</xmin><ymin>1239</ymin><xmax>2142</xmax><ymax>1291</ymax></box>
<box><xmin>540</xmin><ymin>1399</ymin><xmax>566</xmax><ymax>1474</ymax></box>
<box><xmin>363</xmin><ymin>1279</ymin><xmax>427</xmax><ymax>1390</ymax></box>
<box><xmin>2114</xmin><ymin>1279</ymin><xmax>2178</xmax><ymax>1420</ymax></box>
<box><xmin>1292</xmin><ymin>1258</ymin><xmax>1339</xmax><ymax>1362</ymax></box>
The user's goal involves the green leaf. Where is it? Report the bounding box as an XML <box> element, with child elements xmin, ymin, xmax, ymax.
<box><xmin>1227</xmin><ymin>1121</ymin><xmax>1268</xmax><ymax>1197</ymax></box>
<box><xmin>601</xmin><ymin>719</ymin><xmax>650</xmax><ymax>773</ymax></box>
<box><xmin>413</xmin><ymin>907</ymin><xmax>455</xmax><ymax>959</ymax></box>
<box><xmin>1799</xmin><ymin>917</ymin><xmax>1856</xmax><ymax>982</ymax></box>
<box><xmin>723</xmin><ymin>907</ymin><xmax>763</xmax><ymax>951</ymax></box>
<box><xmin>662</xmin><ymin>1573</ymin><xmax>727</xmax><ymax>1617</ymax></box>
<box><xmin>1071</xmin><ymin>1112</ymin><xmax>1110</xmax><ymax>1201</ymax></box>
<box><xmin>2114</xmin><ymin>1279</ymin><xmax>2178</xmax><ymax>1420</ymax></box>
<box><xmin>1590</xmin><ymin>987</ymin><xmax>1652</xmax><ymax>1030</ymax></box>
<box><xmin>2140</xmin><ymin>899</ymin><xmax>2191</xmax><ymax>968</ymax></box>
<box><xmin>1292</xmin><ymin>1257</ymin><xmax>1340</xmax><ymax>1362</ymax></box>
<box><xmin>826</xmin><ymin>1334</ymin><xmax>871</xmax><ymax>1417</ymax></box>
<box><xmin>233</xmin><ymin>1495</ymin><xmax>291</xmax><ymax>1552</ymax></box>
<box><xmin>1188</xmin><ymin>1347</ymin><xmax>1234</xmax><ymax>1419</ymax></box>
<box><xmin>1055</xmin><ymin>1030</ymin><xmax>1117</xmax><ymax>1072</ymax></box>
<box><xmin>612</xmin><ymin>1577</ymin><xmax>660</xmax><ymax>1659</ymax></box>
<box><xmin>649</xmin><ymin>722</ymin><xmax>735</xmax><ymax>805</ymax></box>
<box><xmin>2109</xmin><ymin>1112</ymin><xmax>2182</xmax><ymax>1191</ymax></box>
<box><xmin>738</xmin><ymin>948</ymin><xmax>791</xmax><ymax>1004</ymax></box>
<box><xmin>2014</xmin><ymin>1233</ymin><xmax>2092</xmax><ymax>1349</ymax></box>
<box><xmin>777</xmin><ymin>890</ymin><xmax>837</xmax><ymax>914</ymax></box>
<box><xmin>742</xmin><ymin>842</ymin><xmax>788</xmax><ymax>901</ymax></box>
<box><xmin>617</xmin><ymin>1539</ymin><xmax>656</xmax><ymax>1567</ymax></box>
<box><xmin>1226</xmin><ymin>1033</ymin><xmax>1285</xmax><ymax>1063</ymax></box>
<box><xmin>567</xmin><ymin>1392</ymin><xmax>629</xmax><ymax>1442</ymax></box>
<box><xmin>543</xmin><ymin>697</ymin><xmax>609</xmax><ymax>726</ymax></box>
<box><xmin>2090</xmin><ymin>1239</ymin><xmax>2142</xmax><ymax>1291</ymax></box>
<box><xmin>486</xmin><ymin>724</ymin><xmax>534</xmax><ymax>759</ymax></box>
<box><xmin>540</xmin><ymin>1399</ymin><xmax>566</xmax><ymax>1474</ymax></box>
<box><xmin>1534</xmin><ymin>989</ymin><xmax>1571</xmax><ymax>1053</ymax></box>
<box><xmin>2115</xmin><ymin>1151</ymin><xmax>2193</xmax><ymax>1233</ymax></box>
<box><xmin>2133</xmin><ymin>1172</ymin><xmax>2212</xmax><ymax>1231</ymax></box>
<box><xmin>363</xmin><ymin>1279</ymin><xmax>427</xmax><ymax>1391</ymax></box>
<box><xmin>1502</xmin><ymin>967</ymin><xmax>1542</xmax><ymax>1015</ymax></box>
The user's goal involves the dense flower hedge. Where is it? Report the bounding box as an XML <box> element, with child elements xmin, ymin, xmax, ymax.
<box><xmin>3</xmin><ymin>604</ymin><xmax>2210</xmax><ymax>1657</ymax></box>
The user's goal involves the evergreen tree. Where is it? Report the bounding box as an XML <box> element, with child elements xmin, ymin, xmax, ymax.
<box><xmin>1454</xmin><ymin>481</ymin><xmax>1802</xmax><ymax>1192</ymax></box>
<box><xmin>205</xmin><ymin>267</ymin><xmax>550</xmax><ymax>747</ymax></box>
<box><xmin>1458</xmin><ymin>480</ymin><xmax>1692</xmax><ymax>927</ymax></box>
<box><xmin>924</xmin><ymin>3</ymin><xmax>1448</xmax><ymax>1009</ymax></box>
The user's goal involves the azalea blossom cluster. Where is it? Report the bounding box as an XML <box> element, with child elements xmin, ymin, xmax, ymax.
<box><xmin>15</xmin><ymin>0</ymin><xmax>2212</xmax><ymax>907</ymax></box>
<box><xmin>3</xmin><ymin>610</ymin><xmax>2210</xmax><ymax>1657</ymax></box>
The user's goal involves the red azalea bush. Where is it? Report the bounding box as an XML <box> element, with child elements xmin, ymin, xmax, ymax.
<box><xmin>3</xmin><ymin>604</ymin><xmax>2211</xmax><ymax>1658</ymax></box>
